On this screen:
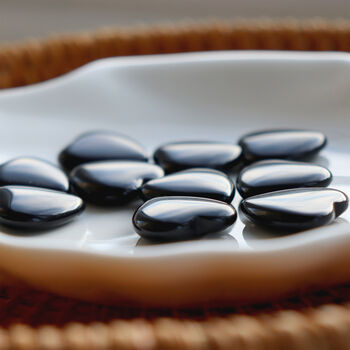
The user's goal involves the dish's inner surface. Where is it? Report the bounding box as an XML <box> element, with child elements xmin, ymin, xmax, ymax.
<box><xmin>0</xmin><ymin>53</ymin><xmax>349</xmax><ymax>256</ymax></box>
<box><xmin>0</xmin><ymin>116</ymin><xmax>348</xmax><ymax>255</ymax></box>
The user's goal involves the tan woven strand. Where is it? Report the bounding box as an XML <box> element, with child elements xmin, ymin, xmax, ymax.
<box><xmin>2</xmin><ymin>306</ymin><xmax>350</xmax><ymax>350</ymax></box>
<box><xmin>1</xmin><ymin>19</ymin><xmax>350</xmax><ymax>350</ymax></box>
<box><xmin>1</xmin><ymin>19</ymin><xmax>350</xmax><ymax>89</ymax></box>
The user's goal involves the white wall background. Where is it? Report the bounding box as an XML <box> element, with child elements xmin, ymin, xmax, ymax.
<box><xmin>1</xmin><ymin>0</ymin><xmax>350</xmax><ymax>44</ymax></box>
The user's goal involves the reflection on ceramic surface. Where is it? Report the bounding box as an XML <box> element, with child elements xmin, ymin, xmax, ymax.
<box><xmin>0</xmin><ymin>157</ymin><xmax>69</xmax><ymax>192</ymax></box>
<box><xmin>240</xmin><ymin>188</ymin><xmax>348</xmax><ymax>231</ymax></box>
<box><xmin>137</xmin><ymin>230</ymin><xmax>238</xmax><ymax>247</ymax></box>
<box><xmin>59</xmin><ymin>130</ymin><xmax>149</xmax><ymax>171</ymax></box>
<box><xmin>141</xmin><ymin>168</ymin><xmax>235</xmax><ymax>203</ymax></box>
<box><xmin>154</xmin><ymin>141</ymin><xmax>242</xmax><ymax>173</ymax></box>
<box><xmin>0</xmin><ymin>186</ymin><xmax>85</xmax><ymax>230</ymax></box>
<box><xmin>70</xmin><ymin>161</ymin><xmax>164</xmax><ymax>205</ymax></box>
<box><xmin>239</xmin><ymin>129</ymin><xmax>327</xmax><ymax>163</ymax></box>
<box><xmin>133</xmin><ymin>196</ymin><xmax>237</xmax><ymax>241</ymax></box>
<box><xmin>242</xmin><ymin>217</ymin><xmax>350</xmax><ymax>245</ymax></box>
<box><xmin>237</xmin><ymin>160</ymin><xmax>332</xmax><ymax>198</ymax></box>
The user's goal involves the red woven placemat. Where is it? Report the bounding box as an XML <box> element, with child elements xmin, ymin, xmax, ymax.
<box><xmin>1</xmin><ymin>284</ymin><xmax>349</xmax><ymax>328</ymax></box>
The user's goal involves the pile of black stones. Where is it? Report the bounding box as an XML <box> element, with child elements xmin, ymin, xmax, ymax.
<box><xmin>0</xmin><ymin>129</ymin><xmax>347</xmax><ymax>241</ymax></box>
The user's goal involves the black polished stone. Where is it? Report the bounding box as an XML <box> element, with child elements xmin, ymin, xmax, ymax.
<box><xmin>59</xmin><ymin>131</ymin><xmax>148</xmax><ymax>171</ymax></box>
<box><xmin>133</xmin><ymin>196</ymin><xmax>237</xmax><ymax>241</ymax></box>
<box><xmin>153</xmin><ymin>141</ymin><xmax>242</xmax><ymax>173</ymax></box>
<box><xmin>238</xmin><ymin>129</ymin><xmax>327</xmax><ymax>163</ymax></box>
<box><xmin>141</xmin><ymin>168</ymin><xmax>235</xmax><ymax>203</ymax></box>
<box><xmin>0</xmin><ymin>186</ymin><xmax>85</xmax><ymax>230</ymax></box>
<box><xmin>237</xmin><ymin>160</ymin><xmax>332</xmax><ymax>198</ymax></box>
<box><xmin>239</xmin><ymin>188</ymin><xmax>348</xmax><ymax>231</ymax></box>
<box><xmin>0</xmin><ymin>157</ymin><xmax>69</xmax><ymax>192</ymax></box>
<box><xmin>70</xmin><ymin>161</ymin><xmax>164</xmax><ymax>205</ymax></box>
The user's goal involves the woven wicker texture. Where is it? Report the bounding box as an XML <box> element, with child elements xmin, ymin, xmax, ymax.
<box><xmin>0</xmin><ymin>285</ymin><xmax>350</xmax><ymax>349</ymax></box>
<box><xmin>1</xmin><ymin>19</ymin><xmax>350</xmax><ymax>89</ymax></box>
<box><xmin>1</xmin><ymin>19</ymin><xmax>350</xmax><ymax>349</ymax></box>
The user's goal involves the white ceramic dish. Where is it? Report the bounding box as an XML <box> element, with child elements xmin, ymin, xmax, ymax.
<box><xmin>0</xmin><ymin>51</ymin><xmax>350</xmax><ymax>306</ymax></box>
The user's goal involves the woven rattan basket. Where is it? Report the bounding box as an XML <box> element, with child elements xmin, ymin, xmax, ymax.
<box><xmin>1</xmin><ymin>19</ymin><xmax>350</xmax><ymax>349</ymax></box>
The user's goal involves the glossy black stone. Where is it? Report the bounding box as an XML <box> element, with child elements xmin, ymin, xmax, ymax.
<box><xmin>0</xmin><ymin>157</ymin><xmax>69</xmax><ymax>192</ymax></box>
<box><xmin>0</xmin><ymin>186</ymin><xmax>85</xmax><ymax>230</ymax></box>
<box><xmin>70</xmin><ymin>161</ymin><xmax>164</xmax><ymax>205</ymax></box>
<box><xmin>141</xmin><ymin>168</ymin><xmax>235</xmax><ymax>203</ymax></box>
<box><xmin>239</xmin><ymin>188</ymin><xmax>348</xmax><ymax>231</ymax></box>
<box><xmin>154</xmin><ymin>141</ymin><xmax>242</xmax><ymax>173</ymax></box>
<box><xmin>133</xmin><ymin>197</ymin><xmax>237</xmax><ymax>241</ymax></box>
<box><xmin>238</xmin><ymin>129</ymin><xmax>327</xmax><ymax>163</ymax></box>
<box><xmin>59</xmin><ymin>131</ymin><xmax>148</xmax><ymax>171</ymax></box>
<box><xmin>237</xmin><ymin>160</ymin><xmax>332</xmax><ymax>198</ymax></box>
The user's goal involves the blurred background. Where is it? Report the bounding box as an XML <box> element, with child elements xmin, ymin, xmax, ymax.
<box><xmin>1</xmin><ymin>0</ymin><xmax>350</xmax><ymax>44</ymax></box>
